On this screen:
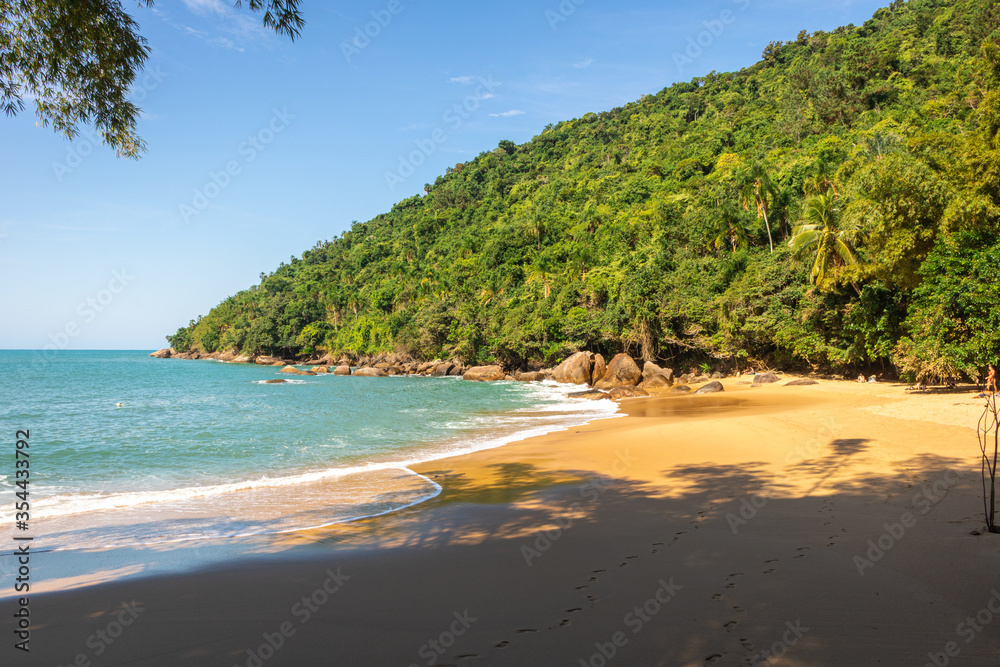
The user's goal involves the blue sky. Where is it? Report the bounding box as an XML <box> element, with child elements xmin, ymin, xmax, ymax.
<box><xmin>0</xmin><ymin>0</ymin><xmax>890</xmax><ymax>349</ymax></box>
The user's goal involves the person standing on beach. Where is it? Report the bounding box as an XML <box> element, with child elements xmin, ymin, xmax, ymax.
<box><xmin>988</xmin><ymin>364</ymin><xmax>997</xmax><ymax>394</ymax></box>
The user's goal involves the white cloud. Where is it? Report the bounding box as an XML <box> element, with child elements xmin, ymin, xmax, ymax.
<box><xmin>448</xmin><ymin>76</ymin><xmax>477</xmax><ymax>85</ymax></box>
<box><xmin>489</xmin><ymin>110</ymin><xmax>525</xmax><ymax>118</ymax></box>
<box><xmin>573</xmin><ymin>58</ymin><xmax>594</xmax><ymax>69</ymax></box>
<box><xmin>159</xmin><ymin>1</ymin><xmax>269</xmax><ymax>51</ymax></box>
<box><xmin>181</xmin><ymin>0</ymin><xmax>227</xmax><ymax>15</ymax></box>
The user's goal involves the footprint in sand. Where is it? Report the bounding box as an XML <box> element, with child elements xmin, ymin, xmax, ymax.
<box><xmin>567</xmin><ymin>608</ymin><xmax>583</xmax><ymax>613</ymax></box>
<box><xmin>515</xmin><ymin>628</ymin><xmax>538</xmax><ymax>634</ymax></box>
<box><xmin>723</xmin><ymin>621</ymin><xmax>738</xmax><ymax>630</ymax></box>
<box><xmin>705</xmin><ymin>653</ymin><xmax>724</xmax><ymax>663</ymax></box>
<box><xmin>494</xmin><ymin>641</ymin><xmax>509</xmax><ymax>649</ymax></box>
<box><xmin>456</xmin><ymin>654</ymin><xmax>479</xmax><ymax>661</ymax></box>
<box><xmin>763</xmin><ymin>568</ymin><xmax>776</xmax><ymax>574</ymax></box>
<box><xmin>593</xmin><ymin>569</ymin><xmax>607</xmax><ymax>573</ymax></box>
<box><xmin>711</xmin><ymin>594</ymin><xmax>722</xmax><ymax>601</ymax></box>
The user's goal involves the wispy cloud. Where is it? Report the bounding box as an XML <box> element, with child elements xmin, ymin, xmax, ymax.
<box><xmin>155</xmin><ymin>2</ymin><xmax>270</xmax><ymax>51</ymax></box>
<box><xmin>573</xmin><ymin>57</ymin><xmax>594</xmax><ymax>69</ymax></box>
<box><xmin>448</xmin><ymin>76</ymin><xmax>477</xmax><ymax>85</ymax></box>
<box><xmin>489</xmin><ymin>110</ymin><xmax>525</xmax><ymax>118</ymax></box>
<box><xmin>181</xmin><ymin>0</ymin><xmax>227</xmax><ymax>15</ymax></box>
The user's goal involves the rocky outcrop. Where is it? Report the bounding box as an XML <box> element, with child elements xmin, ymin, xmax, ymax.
<box><xmin>333</xmin><ymin>365</ymin><xmax>352</xmax><ymax>376</ymax></box>
<box><xmin>313</xmin><ymin>366</ymin><xmax>330</xmax><ymax>374</ymax></box>
<box><xmin>255</xmin><ymin>356</ymin><xmax>282</xmax><ymax>365</ymax></box>
<box><xmin>694</xmin><ymin>381</ymin><xmax>724</xmax><ymax>394</ymax></box>
<box><xmin>150</xmin><ymin>348</ymin><xmax>173</xmax><ymax>358</ymax></box>
<box><xmin>592</xmin><ymin>354</ymin><xmax>607</xmax><ymax>385</ymax></box>
<box><xmin>610</xmin><ymin>385</ymin><xmax>649</xmax><ymax>400</ymax></box>
<box><xmin>353</xmin><ymin>367</ymin><xmax>388</xmax><ymax>377</ymax></box>
<box><xmin>785</xmin><ymin>378</ymin><xmax>819</xmax><ymax>386</ymax></box>
<box><xmin>516</xmin><ymin>371</ymin><xmax>546</xmax><ymax>382</ymax></box>
<box><xmin>752</xmin><ymin>372</ymin><xmax>780</xmax><ymax>386</ymax></box>
<box><xmin>462</xmin><ymin>365</ymin><xmax>505</xmax><ymax>382</ymax></box>
<box><xmin>551</xmin><ymin>352</ymin><xmax>592</xmax><ymax>385</ymax></box>
<box><xmin>594</xmin><ymin>353</ymin><xmax>642</xmax><ymax>389</ymax></box>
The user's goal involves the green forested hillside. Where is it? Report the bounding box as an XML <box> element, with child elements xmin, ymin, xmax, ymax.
<box><xmin>168</xmin><ymin>0</ymin><xmax>1000</xmax><ymax>381</ymax></box>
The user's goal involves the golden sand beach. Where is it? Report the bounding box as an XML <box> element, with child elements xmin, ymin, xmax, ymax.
<box><xmin>7</xmin><ymin>378</ymin><xmax>1000</xmax><ymax>666</ymax></box>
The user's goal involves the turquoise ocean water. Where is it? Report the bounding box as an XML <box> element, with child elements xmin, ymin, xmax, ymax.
<box><xmin>0</xmin><ymin>351</ymin><xmax>618</xmax><ymax>552</ymax></box>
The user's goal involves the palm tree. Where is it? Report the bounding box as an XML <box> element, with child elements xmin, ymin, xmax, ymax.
<box><xmin>739</xmin><ymin>162</ymin><xmax>776</xmax><ymax>253</ymax></box>
<box><xmin>708</xmin><ymin>201</ymin><xmax>749</xmax><ymax>254</ymax></box>
<box><xmin>860</xmin><ymin>131</ymin><xmax>899</xmax><ymax>161</ymax></box>
<box><xmin>789</xmin><ymin>193</ymin><xmax>859</xmax><ymax>292</ymax></box>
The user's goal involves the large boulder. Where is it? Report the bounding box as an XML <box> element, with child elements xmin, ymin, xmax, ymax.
<box><xmin>313</xmin><ymin>366</ymin><xmax>330</xmax><ymax>374</ymax></box>
<box><xmin>642</xmin><ymin>361</ymin><xmax>674</xmax><ymax>387</ymax></box>
<box><xmin>264</xmin><ymin>379</ymin><xmax>288</xmax><ymax>384</ymax></box>
<box><xmin>515</xmin><ymin>371</ymin><xmax>546</xmax><ymax>382</ymax></box>
<box><xmin>670</xmin><ymin>385</ymin><xmax>692</xmax><ymax>393</ymax></box>
<box><xmin>448</xmin><ymin>364</ymin><xmax>465</xmax><ymax>377</ymax></box>
<box><xmin>694</xmin><ymin>381</ymin><xmax>724</xmax><ymax>394</ymax></box>
<box><xmin>255</xmin><ymin>356</ymin><xmax>282</xmax><ymax>366</ymax></box>
<box><xmin>353</xmin><ymin>367</ymin><xmax>388</xmax><ymax>377</ymax></box>
<box><xmin>551</xmin><ymin>352</ymin><xmax>593</xmax><ymax>385</ymax></box>
<box><xmin>594</xmin><ymin>353</ymin><xmax>642</xmax><ymax>389</ymax></box>
<box><xmin>785</xmin><ymin>378</ymin><xmax>819</xmax><ymax>386</ymax></box>
<box><xmin>752</xmin><ymin>372</ymin><xmax>780</xmax><ymax>386</ymax></box>
<box><xmin>333</xmin><ymin>365</ymin><xmax>352</xmax><ymax>376</ymax></box>
<box><xmin>609</xmin><ymin>385</ymin><xmax>649</xmax><ymax>400</ymax></box>
<box><xmin>462</xmin><ymin>366</ymin><xmax>506</xmax><ymax>382</ymax></box>
<box><xmin>150</xmin><ymin>348</ymin><xmax>172</xmax><ymax>359</ymax></box>
<box><xmin>592</xmin><ymin>354</ymin><xmax>607</xmax><ymax>385</ymax></box>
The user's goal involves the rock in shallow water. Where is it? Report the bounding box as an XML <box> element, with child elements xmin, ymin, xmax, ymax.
<box><xmin>568</xmin><ymin>389</ymin><xmax>610</xmax><ymax>400</ymax></box>
<box><xmin>462</xmin><ymin>366</ymin><xmax>506</xmax><ymax>382</ymax></box>
<box><xmin>353</xmin><ymin>367</ymin><xmax>389</xmax><ymax>377</ymax></box>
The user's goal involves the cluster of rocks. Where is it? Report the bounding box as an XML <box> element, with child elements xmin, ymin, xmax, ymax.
<box><xmin>149</xmin><ymin>348</ymin><xmax>466</xmax><ymax>378</ymax></box>
<box><xmin>151</xmin><ymin>347</ymin><xmax>816</xmax><ymax>399</ymax></box>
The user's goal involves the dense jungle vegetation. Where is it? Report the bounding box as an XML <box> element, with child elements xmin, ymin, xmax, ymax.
<box><xmin>168</xmin><ymin>0</ymin><xmax>1000</xmax><ymax>381</ymax></box>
